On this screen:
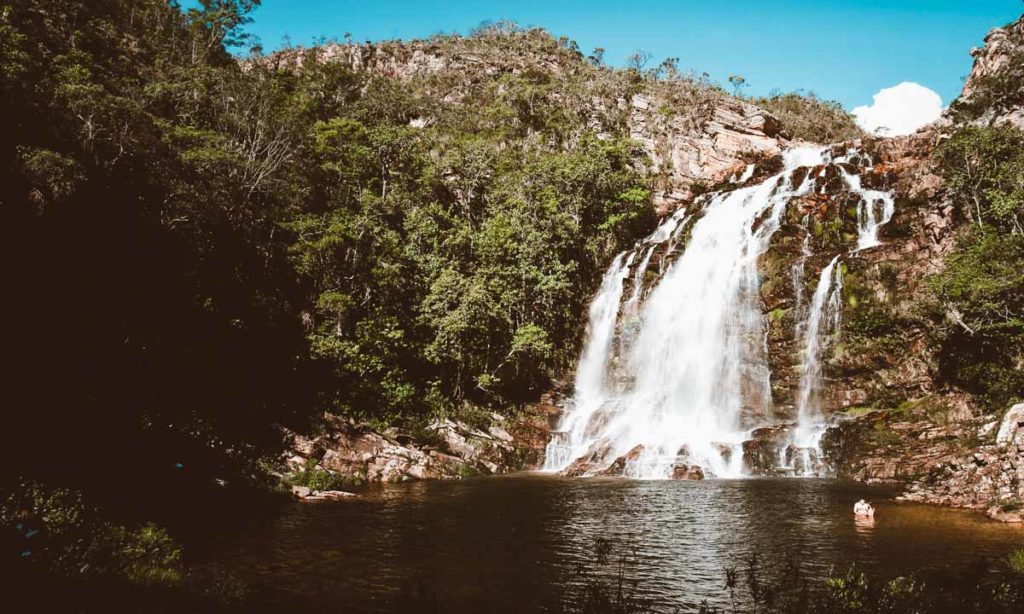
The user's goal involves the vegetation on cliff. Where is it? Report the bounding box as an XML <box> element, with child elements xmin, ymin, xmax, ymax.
<box><xmin>750</xmin><ymin>91</ymin><xmax>863</xmax><ymax>144</ymax></box>
<box><xmin>930</xmin><ymin>125</ymin><xmax>1024</xmax><ymax>410</ymax></box>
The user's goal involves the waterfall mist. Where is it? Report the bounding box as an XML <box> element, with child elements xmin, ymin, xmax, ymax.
<box><xmin>547</xmin><ymin>145</ymin><xmax>898</xmax><ymax>479</ymax></box>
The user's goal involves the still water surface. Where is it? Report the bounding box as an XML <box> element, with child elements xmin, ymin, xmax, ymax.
<box><xmin>213</xmin><ymin>475</ymin><xmax>1024</xmax><ymax>612</ymax></box>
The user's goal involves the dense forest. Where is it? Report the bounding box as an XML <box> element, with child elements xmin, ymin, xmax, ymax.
<box><xmin>0</xmin><ymin>0</ymin><xmax>695</xmax><ymax>601</ymax></box>
<box><xmin>0</xmin><ymin>2</ymin><xmax>657</xmax><ymax>484</ymax></box>
<box><xmin>2</xmin><ymin>0</ymin><xmax>1022</xmax><ymax>608</ymax></box>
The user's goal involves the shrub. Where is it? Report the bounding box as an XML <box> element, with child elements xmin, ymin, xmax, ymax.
<box><xmin>928</xmin><ymin>126</ymin><xmax>1024</xmax><ymax>410</ymax></box>
<box><xmin>0</xmin><ymin>478</ymin><xmax>182</xmax><ymax>584</ymax></box>
<box><xmin>751</xmin><ymin>91</ymin><xmax>864</xmax><ymax>144</ymax></box>
<box><xmin>1010</xmin><ymin>549</ymin><xmax>1024</xmax><ymax>575</ymax></box>
<box><xmin>290</xmin><ymin>459</ymin><xmax>351</xmax><ymax>491</ymax></box>
<box><xmin>1001</xmin><ymin>500</ymin><xmax>1023</xmax><ymax>513</ymax></box>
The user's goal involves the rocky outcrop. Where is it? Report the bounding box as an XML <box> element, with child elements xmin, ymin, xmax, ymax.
<box><xmin>820</xmin><ymin>399</ymin><xmax>1024</xmax><ymax>521</ymax></box>
<box><xmin>821</xmin><ymin>396</ymin><xmax>978</xmax><ymax>483</ymax></box>
<box><xmin>283</xmin><ymin>408</ymin><xmax>551</xmax><ymax>485</ymax></box>
<box><xmin>291</xmin><ymin>485</ymin><xmax>358</xmax><ymax>501</ymax></box>
<box><xmin>265</xmin><ymin>31</ymin><xmax>791</xmax><ymax>210</ymax></box>
<box><xmin>949</xmin><ymin>15</ymin><xmax>1024</xmax><ymax>129</ymax></box>
<box><xmin>896</xmin><ymin>403</ymin><xmax>1024</xmax><ymax>522</ymax></box>
<box><xmin>628</xmin><ymin>91</ymin><xmax>787</xmax><ymax>212</ymax></box>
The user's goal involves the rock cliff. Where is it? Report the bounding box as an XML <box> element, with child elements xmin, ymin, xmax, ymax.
<box><xmin>948</xmin><ymin>15</ymin><xmax>1024</xmax><ymax>129</ymax></box>
<box><xmin>813</xmin><ymin>14</ymin><xmax>1024</xmax><ymax>517</ymax></box>
<box><xmin>267</xmin><ymin>28</ymin><xmax>794</xmax><ymax>206</ymax></box>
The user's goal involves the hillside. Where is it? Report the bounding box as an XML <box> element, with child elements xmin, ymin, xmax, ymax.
<box><xmin>2</xmin><ymin>1</ymin><xmax>1022</xmax><ymax>606</ymax></box>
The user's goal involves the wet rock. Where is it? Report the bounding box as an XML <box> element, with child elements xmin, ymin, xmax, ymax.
<box><xmin>827</xmin><ymin>399</ymin><xmax>1024</xmax><ymax>522</ymax></box>
<box><xmin>671</xmin><ymin>464</ymin><xmax>705</xmax><ymax>480</ymax></box>
<box><xmin>563</xmin><ymin>457</ymin><xmax>599</xmax><ymax>477</ymax></box>
<box><xmin>304</xmin><ymin>490</ymin><xmax>358</xmax><ymax>502</ymax></box>
<box><xmin>987</xmin><ymin>506</ymin><xmax>1024</xmax><ymax>523</ymax></box>
<box><xmin>784</xmin><ymin>445</ymin><xmax>825</xmax><ymax>476</ymax></box>
<box><xmin>598</xmin><ymin>444</ymin><xmax>645</xmax><ymax>476</ymax></box>
<box><xmin>742</xmin><ymin>424</ymin><xmax>794</xmax><ymax>475</ymax></box>
<box><xmin>562</xmin><ymin>439</ymin><xmax>614</xmax><ymax>477</ymax></box>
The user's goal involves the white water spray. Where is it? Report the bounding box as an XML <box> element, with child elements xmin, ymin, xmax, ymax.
<box><xmin>788</xmin><ymin>256</ymin><xmax>844</xmax><ymax>475</ymax></box>
<box><xmin>547</xmin><ymin>147</ymin><xmax>824</xmax><ymax>477</ymax></box>
<box><xmin>788</xmin><ymin>162</ymin><xmax>896</xmax><ymax>474</ymax></box>
<box><xmin>839</xmin><ymin>168</ymin><xmax>896</xmax><ymax>249</ymax></box>
<box><xmin>548</xmin><ymin>145</ymin><xmax>898</xmax><ymax>479</ymax></box>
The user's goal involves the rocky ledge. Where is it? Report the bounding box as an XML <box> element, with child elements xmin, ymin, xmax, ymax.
<box><xmin>281</xmin><ymin>404</ymin><xmax>555</xmax><ymax>486</ymax></box>
<box><xmin>822</xmin><ymin>399</ymin><xmax>1024</xmax><ymax>522</ymax></box>
<box><xmin>559</xmin><ymin>442</ymin><xmax>706</xmax><ymax>480</ymax></box>
<box><xmin>291</xmin><ymin>486</ymin><xmax>358</xmax><ymax>502</ymax></box>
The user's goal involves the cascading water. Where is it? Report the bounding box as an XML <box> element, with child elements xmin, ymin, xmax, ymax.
<box><xmin>546</xmin><ymin>147</ymin><xmax>824</xmax><ymax>478</ymax></box>
<box><xmin>787</xmin><ymin>256</ymin><xmax>844</xmax><ymax>475</ymax></box>
<box><xmin>544</xmin><ymin>252</ymin><xmax>634</xmax><ymax>470</ymax></box>
<box><xmin>786</xmin><ymin>160</ymin><xmax>897</xmax><ymax>475</ymax></box>
<box><xmin>546</xmin><ymin>145</ymin><xmax>898</xmax><ymax>479</ymax></box>
<box><xmin>840</xmin><ymin>166</ymin><xmax>895</xmax><ymax>249</ymax></box>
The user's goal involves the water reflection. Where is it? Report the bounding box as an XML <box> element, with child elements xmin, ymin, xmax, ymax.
<box><xmin>854</xmin><ymin>516</ymin><xmax>876</xmax><ymax>535</ymax></box>
<box><xmin>211</xmin><ymin>476</ymin><xmax>1024</xmax><ymax>613</ymax></box>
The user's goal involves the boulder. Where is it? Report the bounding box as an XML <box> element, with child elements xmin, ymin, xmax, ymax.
<box><xmin>598</xmin><ymin>444</ymin><xmax>646</xmax><ymax>476</ymax></box>
<box><xmin>282</xmin><ymin>405</ymin><xmax>552</xmax><ymax>486</ymax></box>
<box><xmin>671</xmin><ymin>464</ymin><xmax>705</xmax><ymax>480</ymax></box>
<box><xmin>987</xmin><ymin>506</ymin><xmax>1024</xmax><ymax>523</ymax></box>
<box><xmin>304</xmin><ymin>490</ymin><xmax>358</xmax><ymax>502</ymax></box>
<box><xmin>742</xmin><ymin>424</ymin><xmax>794</xmax><ymax>475</ymax></box>
<box><xmin>995</xmin><ymin>403</ymin><xmax>1024</xmax><ymax>445</ymax></box>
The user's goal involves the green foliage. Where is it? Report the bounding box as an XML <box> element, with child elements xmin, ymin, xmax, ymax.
<box><xmin>937</xmin><ymin>125</ymin><xmax>1024</xmax><ymax>233</ymax></box>
<box><xmin>290</xmin><ymin>459</ymin><xmax>351</xmax><ymax>491</ymax></box>
<box><xmin>1010</xmin><ymin>549</ymin><xmax>1024</xmax><ymax>575</ymax></box>
<box><xmin>927</xmin><ymin>232</ymin><xmax>1024</xmax><ymax>408</ymax></box>
<box><xmin>751</xmin><ymin>90</ymin><xmax>864</xmax><ymax>144</ymax></box>
<box><xmin>925</xmin><ymin>125</ymin><xmax>1024</xmax><ymax>410</ymax></box>
<box><xmin>0</xmin><ymin>479</ymin><xmax>182</xmax><ymax>583</ymax></box>
<box><xmin>1001</xmin><ymin>499</ymin><xmax>1023</xmax><ymax>513</ymax></box>
<box><xmin>290</xmin><ymin>115</ymin><xmax>654</xmax><ymax>420</ymax></box>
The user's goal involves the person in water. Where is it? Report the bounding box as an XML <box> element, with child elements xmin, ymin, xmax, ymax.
<box><xmin>854</xmin><ymin>498</ymin><xmax>875</xmax><ymax>519</ymax></box>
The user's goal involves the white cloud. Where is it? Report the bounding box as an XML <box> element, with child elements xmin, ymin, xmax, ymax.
<box><xmin>852</xmin><ymin>82</ymin><xmax>944</xmax><ymax>137</ymax></box>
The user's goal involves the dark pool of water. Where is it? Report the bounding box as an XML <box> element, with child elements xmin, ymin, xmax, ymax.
<box><xmin>211</xmin><ymin>475</ymin><xmax>1024</xmax><ymax>613</ymax></box>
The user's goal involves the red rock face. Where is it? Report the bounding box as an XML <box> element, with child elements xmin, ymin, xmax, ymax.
<box><xmin>952</xmin><ymin>15</ymin><xmax>1024</xmax><ymax>129</ymax></box>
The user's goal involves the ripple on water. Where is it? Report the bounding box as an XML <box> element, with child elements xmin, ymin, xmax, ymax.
<box><xmin>212</xmin><ymin>476</ymin><xmax>1024</xmax><ymax>613</ymax></box>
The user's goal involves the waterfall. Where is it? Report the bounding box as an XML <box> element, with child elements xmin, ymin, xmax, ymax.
<box><xmin>544</xmin><ymin>251</ymin><xmax>634</xmax><ymax>470</ymax></box>
<box><xmin>547</xmin><ymin>147</ymin><xmax>825</xmax><ymax>478</ymax></box>
<box><xmin>788</xmin><ymin>256</ymin><xmax>844</xmax><ymax>475</ymax></box>
<box><xmin>787</xmin><ymin>162</ymin><xmax>896</xmax><ymax>475</ymax></box>
<box><xmin>624</xmin><ymin>210</ymin><xmax>688</xmax><ymax>314</ymax></box>
<box><xmin>839</xmin><ymin>168</ymin><xmax>896</xmax><ymax>249</ymax></box>
<box><xmin>547</xmin><ymin>145</ymin><xmax>897</xmax><ymax>479</ymax></box>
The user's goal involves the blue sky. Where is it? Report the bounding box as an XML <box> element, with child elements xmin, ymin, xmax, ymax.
<box><xmin>216</xmin><ymin>0</ymin><xmax>1022</xmax><ymax>110</ymax></box>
